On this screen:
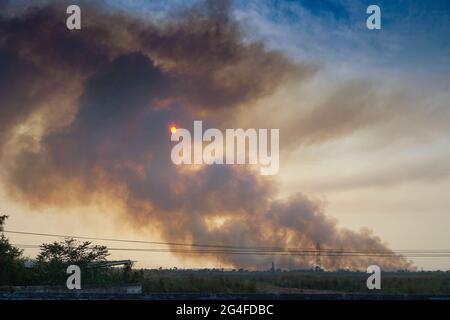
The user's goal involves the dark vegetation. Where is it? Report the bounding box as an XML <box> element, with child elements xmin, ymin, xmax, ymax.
<box><xmin>135</xmin><ymin>269</ymin><xmax>450</xmax><ymax>294</ymax></box>
<box><xmin>2</xmin><ymin>215</ymin><xmax>450</xmax><ymax>295</ymax></box>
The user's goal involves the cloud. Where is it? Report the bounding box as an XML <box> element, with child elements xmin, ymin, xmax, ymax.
<box><xmin>0</xmin><ymin>0</ymin><xmax>411</xmax><ymax>270</ymax></box>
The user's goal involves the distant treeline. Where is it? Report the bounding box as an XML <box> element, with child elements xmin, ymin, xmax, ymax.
<box><xmin>134</xmin><ymin>269</ymin><xmax>450</xmax><ymax>294</ymax></box>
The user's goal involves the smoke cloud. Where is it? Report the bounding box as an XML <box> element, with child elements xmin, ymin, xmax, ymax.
<box><xmin>0</xmin><ymin>0</ymin><xmax>411</xmax><ymax>270</ymax></box>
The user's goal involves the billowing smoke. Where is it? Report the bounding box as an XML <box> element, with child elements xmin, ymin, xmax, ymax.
<box><xmin>0</xmin><ymin>0</ymin><xmax>411</xmax><ymax>270</ymax></box>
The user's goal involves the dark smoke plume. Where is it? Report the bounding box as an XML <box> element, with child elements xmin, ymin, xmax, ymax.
<box><xmin>0</xmin><ymin>0</ymin><xmax>411</xmax><ymax>270</ymax></box>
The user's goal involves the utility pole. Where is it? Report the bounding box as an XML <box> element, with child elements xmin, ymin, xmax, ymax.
<box><xmin>0</xmin><ymin>214</ymin><xmax>8</xmax><ymax>232</ymax></box>
<box><xmin>316</xmin><ymin>242</ymin><xmax>321</xmax><ymax>268</ymax></box>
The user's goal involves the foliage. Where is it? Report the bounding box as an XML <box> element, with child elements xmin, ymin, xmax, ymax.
<box><xmin>0</xmin><ymin>215</ymin><xmax>26</xmax><ymax>285</ymax></box>
<box><xmin>0</xmin><ymin>215</ymin><xmax>7</xmax><ymax>231</ymax></box>
<box><xmin>37</xmin><ymin>238</ymin><xmax>109</xmax><ymax>265</ymax></box>
<box><xmin>35</xmin><ymin>238</ymin><xmax>109</xmax><ymax>285</ymax></box>
<box><xmin>130</xmin><ymin>269</ymin><xmax>450</xmax><ymax>295</ymax></box>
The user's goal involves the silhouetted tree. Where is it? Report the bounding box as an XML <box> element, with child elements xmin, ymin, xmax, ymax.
<box><xmin>0</xmin><ymin>215</ymin><xmax>25</xmax><ymax>285</ymax></box>
<box><xmin>36</xmin><ymin>238</ymin><xmax>109</xmax><ymax>284</ymax></box>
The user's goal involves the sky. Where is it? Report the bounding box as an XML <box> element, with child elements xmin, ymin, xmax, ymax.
<box><xmin>1</xmin><ymin>0</ymin><xmax>450</xmax><ymax>270</ymax></box>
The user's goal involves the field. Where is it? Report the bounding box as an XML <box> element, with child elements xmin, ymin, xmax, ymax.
<box><xmin>131</xmin><ymin>269</ymin><xmax>450</xmax><ymax>295</ymax></box>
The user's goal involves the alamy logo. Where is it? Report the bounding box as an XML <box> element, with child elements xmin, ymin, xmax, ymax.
<box><xmin>366</xmin><ymin>5</ymin><xmax>381</xmax><ymax>30</ymax></box>
<box><xmin>66</xmin><ymin>5</ymin><xmax>81</xmax><ymax>30</ymax></box>
<box><xmin>66</xmin><ymin>265</ymin><xmax>81</xmax><ymax>290</ymax></box>
<box><xmin>366</xmin><ymin>265</ymin><xmax>381</xmax><ymax>290</ymax></box>
<box><xmin>170</xmin><ymin>121</ymin><xmax>279</xmax><ymax>175</ymax></box>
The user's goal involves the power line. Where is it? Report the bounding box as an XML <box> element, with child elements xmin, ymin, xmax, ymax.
<box><xmin>5</xmin><ymin>229</ymin><xmax>450</xmax><ymax>257</ymax></box>
<box><xmin>4</xmin><ymin>229</ymin><xmax>279</xmax><ymax>249</ymax></box>
<box><xmin>11</xmin><ymin>243</ymin><xmax>450</xmax><ymax>258</ymax></box>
